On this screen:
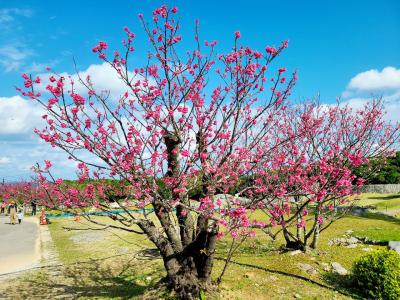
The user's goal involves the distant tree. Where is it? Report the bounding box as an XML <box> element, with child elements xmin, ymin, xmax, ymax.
<box><xmin>354</xmin><ymin>151</ymin><xmax>400</xmax><ymax>184</ymax></box>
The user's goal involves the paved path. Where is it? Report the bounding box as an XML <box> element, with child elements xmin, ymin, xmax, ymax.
<box><xmin>0</xmin><ymin>215</ymin><xmax>40</xmax><ymax>275</ymax></box>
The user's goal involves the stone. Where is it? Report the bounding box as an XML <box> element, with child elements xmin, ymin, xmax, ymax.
<box><xmin>345</xmin><ymin>229</ymin><xmax>354</xmax><ymax>235</ymax></box>
<box><xmin>388</xmin><ymin>241</ymin><xmax>400</xmax><ymax>253</ymax></box>
<box><xmin>297</xmin><ymin>263</ymin><xmax>318</xmax><ymax>275</ymax></box>
<box><xmin>331</xmin><ymin>262</ymin><xmax>348</xmax><ymax>275</ymax></box>
<box><xmin>244</xmin><ymin>272</ymin><xmax>256</xmax><ymax>279</ymax></box>
<box><xmin>268</xmin><ymin>275</ymin><xmax>278</xmax><ymax>281</ymax></box>
<box><xmin>294</xmin><ymin>293</ymin><xmax>302</xmax><ymax>299</ymax></box>
<box><xmin>346</xmin><ymin>244</ymin><xmax>358</xmax><ymax>248</ymax></box>
<box><xmin>328</xmin><ymin>236</ymin><xmax>359</xmax><ymax>246</ymax></box>
<box><xmin>362</xmin><ymin>247</ymin><xmax>372</xmax><ymax>251</ymax></box>
<box><xmin>347</xmin><ymin>237</ymin><xmax>359</xmax><ymax>244</ymax></box>
<box><xmin>290</xmin><ymin>250</ymin><xmax>302</xmax><ymax>256</ymax></box>
<box><xmin>119</xmin><ymin>247</ymin><xmax>130</xmax><ymax>253</ymax></box>
<box><xmin>320</xmin><ymin>262</ymin><xmax>331</xmax><ymax>271</ymax></box>
<box><xmin>54</xmin><ymin>295</ymin><xmax>73</xmax><ymax>299</ymax></box>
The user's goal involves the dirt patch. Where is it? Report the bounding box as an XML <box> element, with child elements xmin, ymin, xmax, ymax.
<box><xmin>69</xmin><ymin>230</ymin><xmax>107</xmax><ymax>244</ymax></box>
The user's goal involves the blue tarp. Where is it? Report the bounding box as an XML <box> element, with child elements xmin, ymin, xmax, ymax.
<box><xmin>46</xmin><ymin>208</ymin><xmax>155</xmax><ymax>218</ymax></box>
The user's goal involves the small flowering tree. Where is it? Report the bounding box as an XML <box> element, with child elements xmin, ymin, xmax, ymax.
<box><xmin>251</xmin><ymin>100</ymin><xmax>399</xmax><ymax>250</ymax></box>
<box><xmin>18</xmin><ymin>5</ymin><xmax>297</xmax><ymax>298</ymax></box>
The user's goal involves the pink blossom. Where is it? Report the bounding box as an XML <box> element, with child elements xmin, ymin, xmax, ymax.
<box><xmin>231</xmin><ymin>230</ymin><xmax>238</xmax><ymax>239</ymax></box>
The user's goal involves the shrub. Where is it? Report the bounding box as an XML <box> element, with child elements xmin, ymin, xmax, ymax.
<box><xmin>352</xmin><ymin>249</ymin><xmax>400</xmax><ymax>300</ymax></box>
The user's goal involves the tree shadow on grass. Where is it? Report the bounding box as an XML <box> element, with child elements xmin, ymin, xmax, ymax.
<box><xmin>321</xmin><ymin>271</ymin><xmax>364</xmax><ymax>300</ymax></box>
<box><xmin>1</xmin><ymin>252</ymin><xmax>166</xmax><ymax>299</ymax></box>
<box><xmin>347</xmin><ymin>212</ymin><xmax>400</xmax><ymax>225</ymax></box>
<box><xmin>217</xmin><ymin>258</ymin><xmax>362</xmax><ymax>299</ymax></box>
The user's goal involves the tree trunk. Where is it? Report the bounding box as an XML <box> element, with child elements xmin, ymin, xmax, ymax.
<box><xmin>283</xmin><ymin>226</ymin><xmax>307</xmax><ymax>251</ymax></box>
<box><xmin>310</xmin><ymin>203</ymin><xmax>321</xmax><ymax>249</ymax></box>
<box><xmin>154</xmin><ymin>133</ymin><xmax>218</xmax><ymax>299</ymax></box>
<box><xmin>165</xmin><ymin>257</ymin><xmax>204</xmax><ymax>300</ymax></box>
<box><xmin>310</xmin><ymin>224</ymin><xmax>320</xmax><ymax>249</ymax></box>
<box><xmin>296</xmin><ymin>213</ymin><xmax>302</xmax><ymax>241</ymax></box>
<box><xmin>163</xmin><ymin>228</ymin><xmax>217</xmax><ymax>299</ymax></box>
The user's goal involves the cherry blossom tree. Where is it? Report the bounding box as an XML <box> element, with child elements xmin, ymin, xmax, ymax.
<box><xmin>16</xmin><ymin>4</ymin><xmax>399</xmax><ymax>298</ymax></box>
<box><xmin>249</xmin><ymin>100</ymin><xmax>399</xmax><ymax>250</ymax></box>
<box><xmin>17</xmin><ymin>4</ymin><xmax>297</xmax><ymax>298</ymax></box>
<box><xmin>0</xmin><ymin>181</ymin><xmax>38</xmax><ymax>205</ymax></box>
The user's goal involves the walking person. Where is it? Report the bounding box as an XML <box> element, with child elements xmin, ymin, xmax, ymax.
<box><xmin>31</xmin><ymin>200</ymin><xmax>37</xmax><ymax>216</ymax></box>
<box><xmin>9</xmin><ymin>201</ymin><xmax>17</xmax><ymax>225</ymax></box>
<box><xmin>17</xmin><ymin>209</ymin><xmax>24</xmax><ymax>224</ymax></box>
<box><xmin>0</xmin><ymin>201</ymin><xmax>5</xmax><ymax>214</ymax></box>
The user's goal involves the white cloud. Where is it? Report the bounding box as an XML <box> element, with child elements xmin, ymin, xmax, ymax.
<box><xmin>38</xmin><ymin>62</ymin><xmax>134</xmax><ymax>100</ymax></box>
<box><xmin>341</xmin><ymin>67</ymin><xmax>400</xmax><ymax>123</ymax></box>
<box><xmin>0</xmin><ymin>8</ymin><xmax>32</xmax><ymax>24</ymax></box>
<box><xmin>0</xmin><ymin>96</ymin><xmax>44</xmax><ymax>134</ymax></box>
<box><xmin>0</xmin><ymin>140</ymin><xmax>78</xmax><ymax>180</ymax></box>
<box><xmin>0</xmin><ymin>61</ymin><xmax>140</xmax><ymax>180</ymax></box>
<box><xmin>0</xmin><ymin>45</ymin><xmax>31</xmax><ymax>61</ymax></box>
<box><xmin>346</xmin><ymin>66</ymin><xmax>400</xmax><ymax>92</ymax></box>
<box><xmin>0</xmin><ymin>45</ymin><xmax>34</xmax><ymax>72</ymax></box>
<box><xmin>0</xmin><ymin>156</ymin><xmax>11</xmax><ymax>165</ymax></box>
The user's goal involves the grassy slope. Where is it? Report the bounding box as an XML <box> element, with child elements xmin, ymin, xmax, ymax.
<box><xmin>214</xmin><ymin>212</ymin><xmax>400</xmax><ymax>300</ymax></box>
<box><xmin>47</xmin><ymin>211</ymin><xmax>399</xmax><ymax>299</ymax></box>
<box><xmin>1</xmin><ymin>200</ymin><xmax>399</xmax><ymax>299</ymax></box>
<box><xmin>354</xmin><ymin>193</ymin><xmax>400</xmax><ymax>209</ymax></box>
<box><xmin>353</xmin><ymin>193</ymin><xmax>400</xmax><ymax>218</ymax></box>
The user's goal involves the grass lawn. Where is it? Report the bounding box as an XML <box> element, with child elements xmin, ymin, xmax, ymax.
<box><xmin>354</xmin><ymin>192</ymin><xmax>400</xmax><ymax>209</ymax></box>
<box><xmin>0</xmin><ymin>201</ymin><xmax>399</xmax><ymax>299</ymax></box>
<box><xmin>352</xmin><ymin>192</ymin><xmax>400</xmax><ymax>218</ymax></box>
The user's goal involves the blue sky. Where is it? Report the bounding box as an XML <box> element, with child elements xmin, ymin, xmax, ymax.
<box><xmin>0</xmin><ymin>0</ymin><xmax>399</xmax><ymax>180</ymax></box>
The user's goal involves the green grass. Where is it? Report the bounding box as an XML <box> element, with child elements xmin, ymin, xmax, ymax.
<box><xmin>213</xmin><ymin>211</ymin><xmax>400</xmax><ymax>299</ymax></box>
<box><xmin>47</xmin><ymin>215</ymin><xmax>154</xmax><ymax>263</ymax></box>
<box><xmin>351</xmin><ymin>193</ymin><xmax>400</xmax><ymax>218</ymax></box>
<box><xmin>354</xmin><ymin>193</ymin><xmax>400</xmax><ymax>210</ymax></box>
<box><xmin>2</xmin><ymin>196</ymin><xmax>400</xmax><ymax>299</ymax></box>
<box><xmin>351</xmin><ymin>213</ymin><xmax>400</xmax><ymax>242</ymax></box>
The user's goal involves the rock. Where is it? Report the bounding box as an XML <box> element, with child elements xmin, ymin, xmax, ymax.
<box><xmin>297</xmin><ymin>263</ymin><xmax>318</xmax><ymax>275</ymax></box>
<box><xmin>331</xmin><ymin>262</ymin><xmax>348</xmax><ymax>275</ymax></box>
<box><xmin>346</xmin><ymin>244</ymin><xmax>358</xmax><ymax>248</ymax></box>
<box><xmin>294</xmin><ymin>293</ymin><xmax>302</xmax><ymax>299</ymax></box>
<box><xmin>54</xmin><ymin>295</ymin><xmax>73</xmax><ymax>299</ymax></box>
<box><xmin>328</xmin><ymin>237</ymin><xmax>359</xmax><ymax>246</ymax></box>
<box><xmin>320</xmin><ymin>262</ymin><xmax>331</xmax><ymax>271</ymax></box>
<box><xmin>388</xmin><ymin>241</ymin><xmax>400</xmax><ymax>253</ymax></box>
<box><xmin>244</xmin><ymin>272</ymin><xmax>256</xmax><ymax>279</ymax></box>
<box><xmin>268</xmin><ymin>275</ymin><xmax>278</xmax><ymax>281</ymax></box>
<box><xmin>348</xmin><ymin>237</ymin><xmax>359</xmax><ymax>244</ymax></box>
<box><xmin>345</xmin><ymin>229</ymin><xmax>354</xmax><ymax>235</ymax></box>
<box><xmin>119</xmin><ymin>247</ymin><xmax>130</xmax><ymax>253</ymax></box>
<box><xmin>290</xmin><ymin>250</ymin><xmax>302</xmax><ymax>256</ymax></box>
